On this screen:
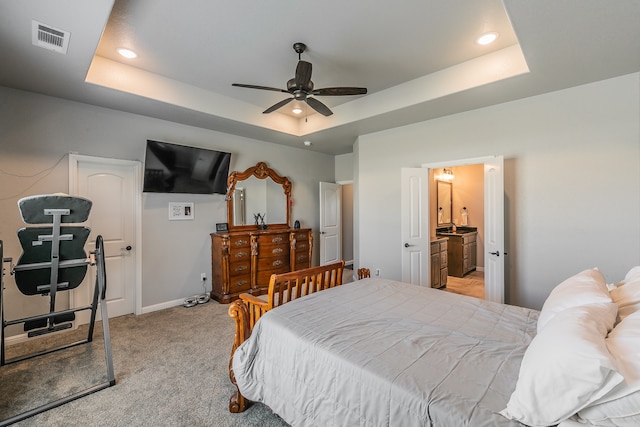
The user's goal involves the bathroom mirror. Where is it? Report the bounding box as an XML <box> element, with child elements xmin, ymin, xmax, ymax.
<box><xmin>437</xmin><ymin>180</ymin><xmax>452</xmax><ymax>225</ymax></box>
<box><xmin>226</xmin><ymin>162</ymin><xmax>291</xmax><ymax>230</ymax></box>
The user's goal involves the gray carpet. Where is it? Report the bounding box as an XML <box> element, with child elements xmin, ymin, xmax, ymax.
<box><xmin>0</xmin><ymin>302</ymin><xmax>289</xmax><ymax>426</ymax></box>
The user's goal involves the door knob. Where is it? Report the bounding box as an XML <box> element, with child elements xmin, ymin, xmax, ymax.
<box><xmin>123</xmin><ymin>245</ymin><xmax>132</xmax><ymax>251</ymax></box>
<box><xmin>489</xmin><ymin>250</ymin><xmax>500</xmax><ymax>256</ymax></box>
<box><xmin>404</xmin><ymin>243</ymin><xmax>413</xmax><ymax>248</ymax></box>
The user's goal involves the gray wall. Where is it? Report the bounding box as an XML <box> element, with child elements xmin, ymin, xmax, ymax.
<box><xmin>0</xmin><ymin>86</ymin><xmax>335</xmax><ymax>329</ymax></box>
<box><xmin>356</xmin><ymin>73</ymin><xmax>640</xmax><ymax>310</ymax></box>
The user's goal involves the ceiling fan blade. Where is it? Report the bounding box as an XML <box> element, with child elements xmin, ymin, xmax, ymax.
<box><xmin>306</xmin><ymin>97</ymin><xmax>333</xmax><ymax>116</ymax></box>
<box><xmin>295</xmin><ymin>61</ymin><xmax>313</xmax><ymax>88</ymax></box>
<box><xmin>263</xmin><ymin>97</ymin><xmax>294</xmax><ymax>114</ymax></box>
<box><xmin>232</xmin><ymin>83</ymin><xmax>288</xmax><ymax>93</ymax></box>
<box><xmin>312</xmin><ymin>87</ymin><xmax>368</xmax><ymax>96</ymax></box>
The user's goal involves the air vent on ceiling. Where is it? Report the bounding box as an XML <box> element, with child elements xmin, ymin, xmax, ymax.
<box><xmin>32</xmin><ymin>20</ymin><xmax>70</xmax><ymax>54</ymax></box>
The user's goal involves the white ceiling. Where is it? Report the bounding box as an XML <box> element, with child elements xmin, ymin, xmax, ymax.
<box><xmin>1</xmin><ymin>0</ymin><xmax>638</xmax><ymax>154</ymax></box>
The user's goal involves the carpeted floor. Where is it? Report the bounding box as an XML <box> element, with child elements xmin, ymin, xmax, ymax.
<box><xmin>1</xmin><ymin>302</ymin><xmax>288</xmax><ymax>427</ymax></box>
<box><xmin>443</xmin><ymin>270</ymin><xmax>485</xmax><ymax>299</ymax></box>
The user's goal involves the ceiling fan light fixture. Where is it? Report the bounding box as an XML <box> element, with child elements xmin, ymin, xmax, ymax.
<box><xmin>117</xmin><ymin>48</ymin><xmax>138</xmax><ymax>59</ymax></box>
<box><xmin>476</xmin><ymin>32</ymin><xmax>498</xmax><ymax>45</ymax></box>
<box><xmin>292</xmin><ymin>107</ymin><xmax>302</xmax><ymax>114</ymax></box>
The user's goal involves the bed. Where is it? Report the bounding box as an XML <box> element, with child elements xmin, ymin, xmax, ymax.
<box><xmin>229</xmin><ymin>265</ymin><xmax>640</xmax><ymax>427</ymax></box>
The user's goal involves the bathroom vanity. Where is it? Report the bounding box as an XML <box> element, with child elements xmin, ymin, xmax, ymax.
<box><xmin>437</xmin><ymin>227</ymin><xmax>477</xmax><ymax>278</ymax></box>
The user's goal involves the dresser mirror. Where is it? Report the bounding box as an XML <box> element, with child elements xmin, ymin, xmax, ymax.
<box><xmin>226</xmin><ymin>162</ymin><xmax>291</xmax><ymax>230</ymax></box>
<box><xmin>437</xmin><ymin>180</ymin><xmax>452</xmax><ymax>225</ymax></box>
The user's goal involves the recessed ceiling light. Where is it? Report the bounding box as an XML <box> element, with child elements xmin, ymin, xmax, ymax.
<box><xmin>292</xmin><ymin>108</ymin><xmax>302</xmax><ymax>114</ymax></box>
<box><xmin>117</xmin><ymin>48</ymin><xmax>138</xmax><ymax>59</ymax></box>
<box><xmin>476</xmin><ymin>32</ymin><xmax>498</xmax><ymax>45</ymax></box>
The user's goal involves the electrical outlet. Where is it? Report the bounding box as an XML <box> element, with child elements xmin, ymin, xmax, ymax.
<box><xmin>200</xmin><ymin>273</ymin><xmax>207</xmax><ymax>281</ymax></box>
<box><xmin>375</xmin><ymin>268</ymin><xmax>381</xmax><ymax>277</ymax></box>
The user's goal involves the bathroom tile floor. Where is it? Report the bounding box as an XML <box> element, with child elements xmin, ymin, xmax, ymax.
<box><xmin>443</xmin><ymin>270</ymin><xmax>485</xmax><ymax>299</ymax></box>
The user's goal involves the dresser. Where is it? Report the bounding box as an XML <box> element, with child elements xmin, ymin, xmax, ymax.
<box><xmin>430</xmin><ymin>238</ymin><xmax>448</xmax><ymax>288</ymax></box>
<box><xmin>210</xmin><ymin>228</ymin><xmax>312</xmax><ymax>303</ymax></box>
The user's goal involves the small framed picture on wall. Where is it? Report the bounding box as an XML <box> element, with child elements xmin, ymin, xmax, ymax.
<box><xmin>168</xmin><ymin>202</ymin><xmax>194</xmax><ymax>220</ymax></box>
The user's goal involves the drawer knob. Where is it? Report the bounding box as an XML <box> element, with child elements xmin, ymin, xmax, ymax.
<box><xmin>235</xmin><ymin>265</ymin><xmax>248</xmax><ymax>271</ymax></box>
<box><xmin>273</xmin><ymin>260</ymin><xmax>283</xmax><ymax>267</ymax></box>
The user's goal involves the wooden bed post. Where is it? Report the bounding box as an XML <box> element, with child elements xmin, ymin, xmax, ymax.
<box><xmin>228</xmin><ymin>300</ymin><xmax>250</xmax><ymax>413</ymax></box>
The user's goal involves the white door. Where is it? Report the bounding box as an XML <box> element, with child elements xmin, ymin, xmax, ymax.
<box><xmin>69</xmin><ymin>155</ymin><xmax>141</xmax><ymax>321</ymax></box>
<box><xmin>483</xmin><ymin>156</ymin><xmax>504</xmax><ymax>303</ymax></box>
<box><xmin>401</xmin><ymin>168</ymin><xmax>430</xmax><ymax>286</ymax></box>
<box><xmin>319</xmin><ymin>182</ymin><xmax>342</xmax><ymax>265</ymax></box>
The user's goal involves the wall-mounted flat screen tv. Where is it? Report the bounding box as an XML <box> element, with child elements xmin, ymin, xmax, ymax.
<box><xmin>143</xmin><ymin>140</ymin><xmax>231</xmax><ymax>194</ymax></box>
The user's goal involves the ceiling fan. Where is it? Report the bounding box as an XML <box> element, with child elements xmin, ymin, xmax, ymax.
<box><xmin>232</xmin><ymin>42</ymin><xmax>367</xmax><ymax>117</ymax></box>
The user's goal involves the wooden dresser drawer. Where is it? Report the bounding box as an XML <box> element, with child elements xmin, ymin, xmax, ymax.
<box><xmin>258</xmin><ymin>242</ymin><xmax>290</xmax><ymax>259</ymax></box>
<box><xmin>228</xmin><ymin>275</ymin><xmax>250</xmax><ymax>292</ymax></box>
<box><xmin>229</xmin><ymin>235</ymin><xmax>251</xmax><ymax>248</ymax></box>
<box><xmin>229</xmin><ymin>261</ymin><xmax>250</xmax><ymax>276</ymax></box>
<box><xmin>293</xmin><ymin>231</ymin><xmax>310</xmax><ymax>241</ymax></box>
<box><xmin>230</xmin><ymin>246</ymin><xmax>250</xmax><ymax>262</ymax></box>
<box><xmin>295</xmin><ymin>240</ymin><xmax>309</xmax><ymax>253</ymax></box>
<box><xmin>294</xmin><ymin>252</ymin><xmax>309</xmax><ymax>266</ymax></box>
<box><xmin>257</xmin><ymin>256</ymin><xmax>288</xmax><ymax>271</ymax></box>
<box><xmin>257</xmin><ymin>233</ymin><xmax>288</xmax><ymax>245</ymax></box>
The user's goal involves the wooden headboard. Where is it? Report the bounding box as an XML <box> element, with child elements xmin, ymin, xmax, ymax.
<box><xmin>227</xmin><ymin>260</ymin><xmax>345</xmax><ymax>412</ymax></box>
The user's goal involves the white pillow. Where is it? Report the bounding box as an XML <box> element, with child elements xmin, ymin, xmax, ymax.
<box><xmin>577</xmin><ymin>311</ymin><xmax>640</xmax><ymax>426</ymax></box>
<box><xmin>610</xmin><ymin>275</ymin><xmax>640</xmax><ymax>322</ymax></box>
<box><xmin>620</xmin><ymin>266</ymin><xmax>640</xmax><ymax>285</ymax></box>
<box><xmin>501</xmin><ymin>303</ymin><xmax>623</xmax><ymax>427</ymax></box>
<box><xmin>537</xmin><ymin>268</ymin><xmax>610</xmax><ymax>333</ymax></box>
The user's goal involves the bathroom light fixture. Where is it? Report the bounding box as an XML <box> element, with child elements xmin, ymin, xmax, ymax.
<box><xmin>439</xmin><ymin>168</ymin><xmax>454</xmax><ymax>181</ymax></box>
<box><xmin>303</xmin><ymin>140</ymin><xmax>312</xmax><ymax>146</ymax></box>
<box><xmin>476</xmin><ymin>32</ymin><xmax>498</xmax><ymax>45</ymax></box>
<box><xmin>117</xmin><ymin>48</ymin><xmax>138</xmax><ymax>59</ymax></box>
<box><xmin>292</xmin><ymin>108</ymin><xmax>302</xmax><ymax>114</ymax></box>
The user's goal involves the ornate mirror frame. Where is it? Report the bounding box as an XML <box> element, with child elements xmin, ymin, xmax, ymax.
<box><xmin>226</xmin><ymin>162</ymin><xmax>291</xmax><ymax>231</ymax></box>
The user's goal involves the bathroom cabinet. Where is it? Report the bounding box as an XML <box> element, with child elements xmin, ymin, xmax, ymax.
<box><xmin>446</xmin><ymin>232</ymin><xmax>477</xmax><ymax>277</ymax></box>
<box><xmin>430</xmin><ymin>238</ymin><xmax>448</xmax><ymax>288</ymax></box>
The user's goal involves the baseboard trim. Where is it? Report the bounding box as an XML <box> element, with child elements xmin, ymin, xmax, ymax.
<box><xmin>141</xmin><ymin>298</ymin><xmax>185</xmax><ymax>314</ymax></box>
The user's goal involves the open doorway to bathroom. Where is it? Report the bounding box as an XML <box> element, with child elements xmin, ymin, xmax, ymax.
<box><xmin>430</xmin><ymin>164</ymin><xmax>485</xmax><ymax>299</ymax></box>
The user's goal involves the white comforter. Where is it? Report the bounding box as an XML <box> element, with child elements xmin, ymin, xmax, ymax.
<box><xmin>233</xmin><ymin>278</ymin><xmax>539</xmax><ymax>426</ymax></box>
